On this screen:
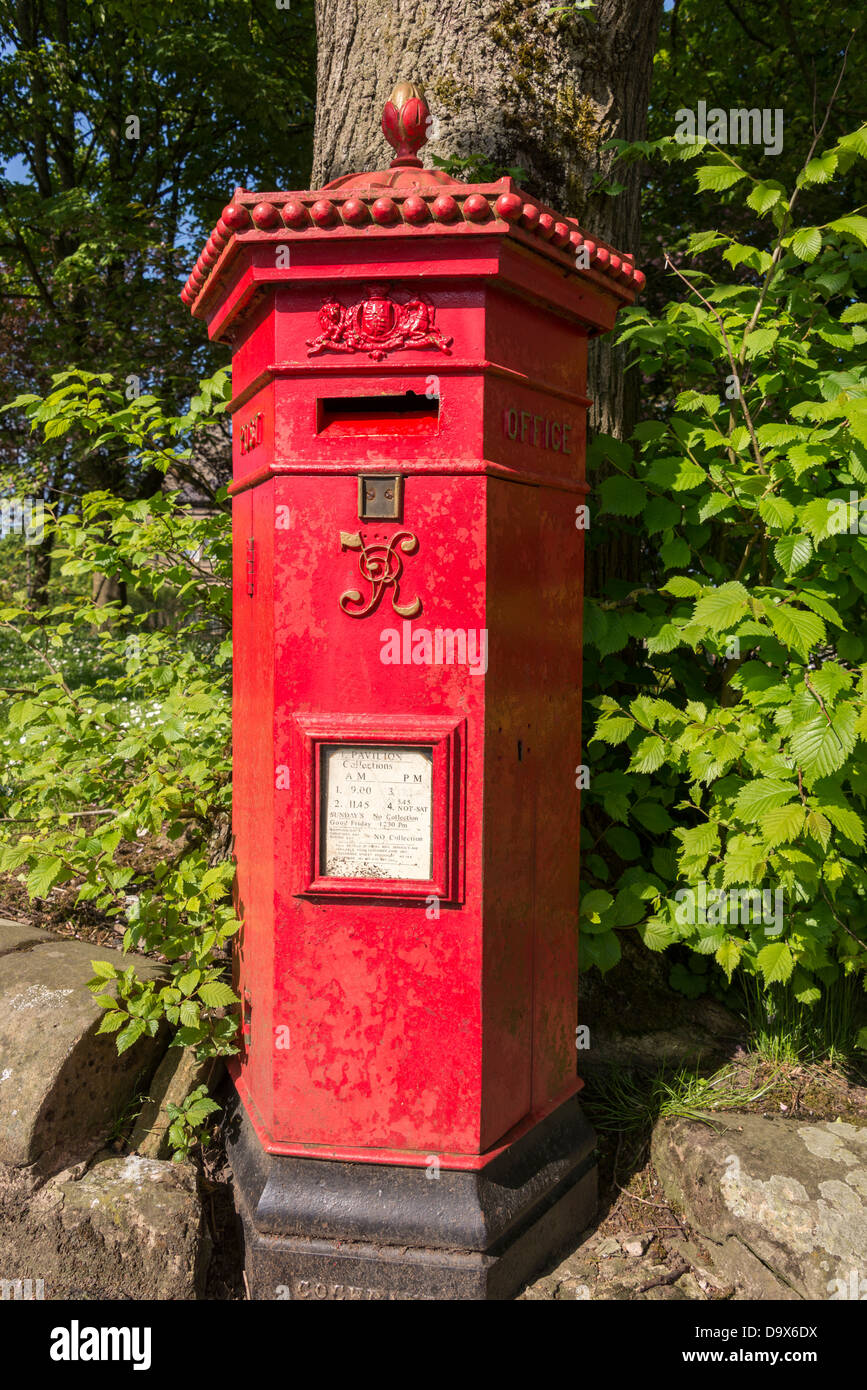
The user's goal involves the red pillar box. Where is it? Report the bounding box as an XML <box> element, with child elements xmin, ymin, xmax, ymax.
<box><xmin>184</xmin><ymin>79</ymin><xmax>642</xmax><ymax>1301</ymax></box>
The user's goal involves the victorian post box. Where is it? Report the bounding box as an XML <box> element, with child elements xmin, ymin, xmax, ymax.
<box><xmin>182</xmin><ymin>79</ymin><xmax>643</xmax><ymax>1300</ymax></box>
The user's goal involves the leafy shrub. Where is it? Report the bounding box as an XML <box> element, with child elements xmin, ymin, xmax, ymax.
<box><xmin>580</xmin><ymin>123</ymin><xmax>867</xmax><ymax>1017</ymax></box>
<box><xmin>0</xmin><ymin>370</ymin><xmax>239</xmax><ymax>1148</ymax></box>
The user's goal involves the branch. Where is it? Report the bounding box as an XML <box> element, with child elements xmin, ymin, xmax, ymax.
<box><xmin>663</xmin><ymin>254</ymin><xmax>766</xmax><ymax>475</ymax></box>
<box><xmin>0</xmin><ymin>183</ymin><xmax>62</xmax><ymax>321</ymax></box>
<box><xmin>739</xmin><ymin>38</ymin><xmax>852</xmax><ymax>352</ymax></box>
<box><xmin>596</xmin><ymin>586</ymin><xmax>655</xmax><ymax>611</ymax></box>
<box><xmin>721</xmin><ymin>0</ymin><xmax>773</xmax><ymax>50</ymax></box>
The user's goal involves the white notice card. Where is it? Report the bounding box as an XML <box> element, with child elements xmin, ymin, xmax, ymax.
<box><xmin>321</xmin><ymin>744</ymin><xmax>434</xmax><ymax>880</ymax></box>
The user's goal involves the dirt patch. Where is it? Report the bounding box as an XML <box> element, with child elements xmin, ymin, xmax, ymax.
<box><xmin>200</xmin><ymin>1142</ymin><xmax>245</xmax><ymax>1300</ymax></box>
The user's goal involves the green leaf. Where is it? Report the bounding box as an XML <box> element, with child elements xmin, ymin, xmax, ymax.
<box><xmin>647</xmin><ymin>456</ymin><xmax>706</xmax><ymax>491</ymax></box>
<box><xmin>799</xmin><ymin>153</ymin><xmax>837</xmax><ymax>187</ymax></box>
<box><xmin>660</xmin><ymin>575</ymin><xmax>703</xmax><ymax>597</ymax></box>
<box><xmin>809</xmin><ymin>663</ymin><xmax>851</xmax><ymax>705</ymax></box>
<box><xmin>628</xmin><ymin>736</ymin><xmax>666</xmax><ymax>774</ymax></box>
<box><xmin>744</xmin><ymin>327</ymin><xmax>778</xmax><ymax>357</ymax></box>
<box><xmin>789</xmin><ymin>705</ymin><xmax>857</xmax><ymax>779</ymax></box>
<box><xmin>677</xmin><ymin>822</ymin><xmax>718</xmax><ymax>860</ymax></box>
<box><xmin>760</xmin><ymin>802</ymin><xmax>805</xmax><ymax>847</ymax></box>
<box><xmin>179</xmin><ymin>1000</ymin><xmax>200</xmax><ymax>1028</ymax></box>
<box><xmin>836</xmin><ymin>127</ymin><xmax>867</xmax><ymax>158</ymax></box>
<box><xmin>699</xmin><ymin>493</ymin><xmax>735</xmax><ymax>524</ymax></box>
<box><xmin>630</xmin><ymin>799</ymin><xmax>674</xmax><ymax>833</ymax></box>
<box><xmin>759</xmin><ymin>495</ymin><xmax>795</xmax><ymax>530</ymax></box>
<box><xmin>790</xmin><ymin>227</ymin><xmax>822</xmax><ymax>262</ymax></box>
<box><xmin>660</xmin><ymin>535</ymin><xmax>691</xmax><ymax>568</ymax></box>
<box><xmin>791</xmin><ymin>968</ymin><xmax>821</xmax><ymax>1006</ymax></box>
<box><xmin>819</xmin><ymin>801</ymin><xmax>865</xmax><ymax>848</ymax></box>
<box><xmin>693</xmin><ymin>581</ymin><xmax>750</xmax><ymax>632</ymax></box>
<box><xmin>800</xmin><ymin>497</ymin><xmax>846</xmax><ymax>542</ymax></box>
<box><xmin>579</xmin><ymin>929</ymin><xmax>621</xmax><ymax>974</ymax></box>
<box><xmin>116</xmin><ymin>1019</ymin><xmax>146</xmax><ymax>1055</ymax></box>
<box><xmin>757</xmin><ymin>941</ymin><xmax>794</xmax><ymax>985</ymax></box>
<box><xmin>580</xmin><ymin>889</ymin><xmax>614</xmax><ymax>922</ymax></box>
<box><xmin>734</xmin><ymin>779</ymin><xmax>796</xmax><ymax>823</ymax></box>
<box><xmin>598</xmin><ymin>474</ymin><xmax>648</xmax><ymax>517</ymax></box>
<box><xmin>90</xmin><ymin>959</ymin><xmax>119</xmax><ymax>980</ymax></box>
<box><xmin>828</xmin><ymin>214</ymin><xmax>867</xmax><ymax>248</ymax></box>
<box><xmin>592</xmin><ymin>715</ymin><xmax>634</xmax><ymax>745</ymax></box>
<box><xmin>611</xmin><ymin>888</ymin><xmax>647</xmax><ymax>927</ymax></box>
<box><xmin>646</xmin><ymin>622</ymin><xmax>684</xmax><ymax>654</ymax></box>
<box><xmin>722</xmin><ymin>835</ymin><xmax>764</xmax><ymax>885</ymax></box>
<box><xmin>197</xmin><ymin>981</ymin><xmax>239</xmax><ymax>1008</ymax></box>
<box><xmin>805</xmin><ymin>811</ymin><xmax>832</xmax><ymax>851</ymax></box>
<box><xmin>639</xmin><ymin>917</ymin><xmax>679</xmax><ymax>951</ymax></box>
<box><xmin>716</xmin><ymin>937</ymin><xmax>742</xmax><ymax>979</ymax></box>
<box><xmin>26</xmin><ymin>856</ymin><xmax>63</xmax><ymax>898</ymax></box>
<box><xmin>799</xmin><ymin>590</ymin><xmax>843</xmax><ymax>628</ymax></box>
<box><xmin>184</xmin><ymin>1098</ymin><xmax>221</xmax><ymax>1126</ymax></box>
<box><xmin>645</xmin><ymin>497</ymin><xmax>682</xmax><ymax>533</ymax></box>
<box><xmin>765</xmin><ymin>603</ymin><xmax>826</xmax><ymax>658</ymax></box>
<box><xmin>686</xmin><ymin>230</ymin><xmax>729</xmax><ymax>254</ymax></box>
<box><xmin>695</xmin><ymin>164</ymin><xmax>748</xmax><ymax>193</ymax></box>
<box><xmin>774</xmin><ymin>534</ymin><xmax>812</xmax><ymax>574</ymax></box>
<box><xmin>96</xmin><ymin>1010</ymin><xmax>128</xmax><ymax>1035</ymax></box>
<box><xmin>669</xmin><ymin>962</ymin><xmax>707</xmax><ymax>998</ymax></box>
<box><xmin>747</xmin><ymin>182</ymin><xmax>783</xmax><ymax>214</ymax></box>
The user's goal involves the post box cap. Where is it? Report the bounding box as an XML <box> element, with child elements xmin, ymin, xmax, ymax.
<box><xmin>182</xmin><ymin>81</ymin><xmax>645</xmax><ymax>317</ymax></box>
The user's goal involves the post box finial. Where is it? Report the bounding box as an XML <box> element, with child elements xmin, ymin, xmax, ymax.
<box><xmin>382</xmin><ymin>80</ymin><xmax>430</xmax><ymax>168</ymax></box>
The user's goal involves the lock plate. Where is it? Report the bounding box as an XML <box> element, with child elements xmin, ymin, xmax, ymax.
<box><xmin>358</xmin><ymin>474</ymin><xmax>403</xmax><ymax>520</ymax></box>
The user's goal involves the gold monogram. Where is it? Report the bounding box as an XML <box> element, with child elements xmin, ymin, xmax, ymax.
<box><xmin>338</xmin><ymin>530</ymin><xmax>421</xmax><ymax>619</ymax></box>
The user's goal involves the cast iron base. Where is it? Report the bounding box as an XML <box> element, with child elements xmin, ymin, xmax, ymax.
<box><xmin>225</xmin><ymin>1093</ymin><xmax>598</xmax><ymax>1300</ymax></box>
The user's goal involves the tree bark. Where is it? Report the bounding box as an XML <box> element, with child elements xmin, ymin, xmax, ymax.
<box><xmin>26</xmin><ymin>530</ymin><xmax>54</xmax><ymax>608</ymax></box>
<box><xmin>312</xmin><ymin>0</ymin><xmax>662</xmax><ymax>590</ymax></box>
<box><xmin>91</xmin><ymin>572</ymin><xmax>127</xmax><ymax>610</ymax></box>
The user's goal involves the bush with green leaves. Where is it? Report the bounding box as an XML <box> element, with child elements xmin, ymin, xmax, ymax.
<box><xmin>0</xmin><ymin>369</ymin><xmax>239</xmax><ymax>1149</ymax></box>
<box><xmin>164</xmin><ymin>1085</ymin><xmax>223</xmax><ymax>1163</ymax></box>
<box><xmin>579</xmin><ymin>121</ymin><xmax>867</xmax><ymax>1029</ymax></box>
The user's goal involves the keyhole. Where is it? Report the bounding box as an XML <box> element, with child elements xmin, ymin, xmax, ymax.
<box><xmin>517</xmin><ymin>740</ymin><xmax>523</xmax><ymax>762</ymax></box>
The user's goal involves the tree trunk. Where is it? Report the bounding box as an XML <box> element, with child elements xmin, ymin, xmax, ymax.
<box><xmin>311</xmin><ymin>0</ymin><xmax>662</xmax><ymax>591</ymax></box>
<box><xmin>91</xmin><ymin>572</ymin><xmax>127</xmax><ymax>609</ymax></box>
<box><xmin>26</xmin><ymin>530</ymin><xmax>54</xmax><ymax>608</ymax></box>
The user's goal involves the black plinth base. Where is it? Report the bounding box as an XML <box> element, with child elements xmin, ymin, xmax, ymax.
<box><xmin>224</xmin><ymin>1093</ymin><xmax>598</xmax><ymax>1301</ymax></box>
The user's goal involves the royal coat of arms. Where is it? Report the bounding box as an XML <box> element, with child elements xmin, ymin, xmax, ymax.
<box><xmin>306</xmin><ymin>287</ymin><xmax>453</xmax><ymax>361</ymax></box>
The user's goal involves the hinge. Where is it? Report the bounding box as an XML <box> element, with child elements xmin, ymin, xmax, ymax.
<box><xmin>242</xmin><ymin>989</ymin><xmax>252</xmax><ymax>1051</ymax></box>
<box><xmin>245</xmin><ymin>537</ymin><xmax>256</xmax><ymax>597</ymax></box>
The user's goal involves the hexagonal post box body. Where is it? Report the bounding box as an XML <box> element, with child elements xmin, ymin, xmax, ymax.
<box><xmin>185</xmin><ymin>95</ymin><xmax>641</xmax><ymax>1299</ymax></box>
